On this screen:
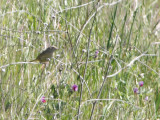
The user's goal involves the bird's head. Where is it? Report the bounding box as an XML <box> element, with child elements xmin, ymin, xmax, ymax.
<box><xmin>49</xmin><ymin>46</ymin><xmax>58</xmax><ymax>51</ymax></box>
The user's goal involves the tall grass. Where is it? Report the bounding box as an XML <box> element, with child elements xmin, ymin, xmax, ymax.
<box><xmin>0</xmin><ymin>0</ymin><xmax>160</xmax><ymax>119</ymax></box>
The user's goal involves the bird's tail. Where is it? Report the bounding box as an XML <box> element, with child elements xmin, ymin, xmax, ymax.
<box><xmin>29</xmin><ymin>59</ymin><xmax>39</xmax><ymax>62</ymax></box>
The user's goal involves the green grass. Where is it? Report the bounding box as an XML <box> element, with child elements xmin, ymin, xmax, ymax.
<box><xmin>0</xmin><ymin>0</ymin><xmax>160</xmax><ymax>119</ymax></box>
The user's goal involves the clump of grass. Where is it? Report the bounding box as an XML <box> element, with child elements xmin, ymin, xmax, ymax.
<box><xmin>0</xmin><ymin>0</ymin><xmax>160</xmax><ymax>119</ymax></box>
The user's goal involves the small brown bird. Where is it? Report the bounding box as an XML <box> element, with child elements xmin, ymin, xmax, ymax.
<box><xmin>30</xmin><ymin>46</ymin><xmax>58</xmax><ymax>63</ymax></box>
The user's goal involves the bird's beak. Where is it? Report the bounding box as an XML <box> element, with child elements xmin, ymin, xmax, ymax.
<box><xmin>52</xmin><ymin>46</ymin><xmax>58</xmax><ymax>50</ymax></box>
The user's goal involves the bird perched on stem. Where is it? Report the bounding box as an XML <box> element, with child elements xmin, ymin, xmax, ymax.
<box><xmin>30</xmin><ymin>46</ymin><xmax>58</xmax><ymax>63</ymax></box>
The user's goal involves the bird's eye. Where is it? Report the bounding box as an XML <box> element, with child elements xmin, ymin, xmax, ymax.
<box><xmin>47</xmin><ymin>58</ymin><xmax>50</xmax><ymax>61</ymax></box>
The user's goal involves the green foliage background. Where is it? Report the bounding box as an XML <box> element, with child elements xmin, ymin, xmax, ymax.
<box><xmin>0</xmin><ymin>0</ymin><xmax>160</xmax><ymax>119</ymax></box>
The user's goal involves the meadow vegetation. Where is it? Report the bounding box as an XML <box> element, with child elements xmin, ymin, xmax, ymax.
<box><xmin>0</xmin><ymin>0</ymin><xmax>160</xmax><ymax>119</ymax></box>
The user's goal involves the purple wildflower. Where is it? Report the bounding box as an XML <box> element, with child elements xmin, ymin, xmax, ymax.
<box><xmin>133</xmin><ymin>88</ymin><xmax>138</xmax><ymax>94</ymax></box>
<box><xmin>94</xmin><ymin>50</ymin><xmax>99</xmax><ymax>58</ymax></box>
<box><xmin>72</xmin><ymin>84</ymin><xmax>78</xmax><ymax>91</ymax></box>
<box><xmin>139</xmin><ymin>81</ymin><xmax>144</xmax><ymax>87</ymax></box>
<box><xmin>41</xmin><ymin>96</ymin><xmax>46</xmax><ymax>103</ymax></box>
<box><xmin>145</xmin><ymin>96</ymin><xmax>148</xmax><ymax>101</ymax></box>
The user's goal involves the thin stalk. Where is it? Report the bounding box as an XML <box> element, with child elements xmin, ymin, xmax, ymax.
<box><xmin>89</xmin><ymin>35</ymin><xmax>119</xmax><ymax>120</ymax></box>
<box><xmin>77</xmin><ymin>1</ymin><xmax>100</xmax><ymax>120</ymax></box>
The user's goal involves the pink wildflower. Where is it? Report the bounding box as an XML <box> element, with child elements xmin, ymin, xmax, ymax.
<box><xmin>139</xmin><ymin>81</ymin><xmax>144</xmax><ymax>87</ymax></box>
<box><xmin>133</xmin><ymin>88</ymin><xmax>138</xmax><ymax>94</ymax></box>
<box><xmin>72</xmin><ymin>85</ymin><xmax>78</xmax><ymax>92</ymax></box>
<box><xmin>41</xmin><ymin>96</ymin><xmax>46</xmax><ymax>103</ymax></box>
